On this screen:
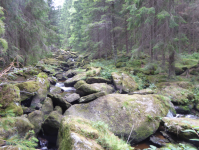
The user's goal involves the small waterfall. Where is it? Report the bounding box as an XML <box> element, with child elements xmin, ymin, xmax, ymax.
<box><xmin>166</xmin><ymin>110</ymin><xmax>174</xmax><ymax>118</ymax></box>
<box><xmin>55</xmin><ymin>82</ymin><xmax>64</xmax><ymax>87</ymax></box>
<box><xmin>60</xmin><ymin>87</ymin><xmax>76</xmax><ymax>92</ymax></box>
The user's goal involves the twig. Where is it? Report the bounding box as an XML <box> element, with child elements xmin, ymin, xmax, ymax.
<box><xmin>127</xmin><ymin>125</ymin><xmax>134</xmax><ymax>144</ymax></box>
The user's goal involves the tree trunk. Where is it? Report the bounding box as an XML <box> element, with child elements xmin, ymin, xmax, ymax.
<box><xmin>169</xmin><ymin>50</ymin><xmax>175</xmax><ymax>79</ymax></box>
<box><xmin>125</xmin><ymin>18</ymin><xmax>129</xmax><ymax>54</ymax></box>
<box><xmin>111</xmin><ymin>1</ymin><xmax>117</xmax><ymax>64</ymax></box>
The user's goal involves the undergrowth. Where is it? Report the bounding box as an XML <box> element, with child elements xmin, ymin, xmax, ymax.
<box><xmin>91</xmin><ymin>121</ymin><xmax>134</xmax><ymax>150</ymax></box>
<box><xmin>89</xmin><ymin>60</ymin><xmax>118</xmax><ymax>79</ymax></box>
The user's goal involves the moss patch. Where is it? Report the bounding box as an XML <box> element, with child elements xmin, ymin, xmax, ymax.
<box><xmin>58</xmin><ymin>116</ymin><xmax>133</xmax><ymax>150</ymax></box>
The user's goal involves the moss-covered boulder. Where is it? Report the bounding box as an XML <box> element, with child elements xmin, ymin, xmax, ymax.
<box><xmin>63</xmin><ymin>69</ymin><xmax>78</xmax><ymax>78</ymax></box>
<box><xmin>42</xmin><ymin>111</ymin><xmax>62</xmax><ymax>136</ymax></box>
<box><xmin>65</xmin><ymin>94</ymin><xmax>172</xmax><ymax>143</ymax></box>
<box><xmin>54</xmin><ymin>106</ymin><xmax>62</xmax><ymax>114</ymax></box>
<box><xmin>2</xmin><ymin>103</ymin><xmax>23</xmax><ymax>116</ymax></box>
<box><xmin>156</xmin><ymin>82</ymin><xmax>194</xmax><ymax>105</ymax></box>
<box><xmin>36</xmin><ymin>72</ymin><xmax>50</xmax><ymax>97</ymax></box>
<box><xmin>64</xmin><ymin>73</ymin><xmax>87</xmax><ymax>87</ymax></box>
<box><xmin>0</xmin><ymin>116</ymin><xmax>34</xmax><ymax>139</ymax></box>
<box><xmin>31</xmin><ymin>73</ymin><xmax>50</xmax><ymax>107</ymax></box>
<box><xmin>79</xmin><ymin>92</ymin><xmax>106</xmax><ymax>103</ymax></box>
<box><xmin>41</xmin><ymin>97</ymin><xmax>54</xmax><ymax>117</ymax></box>
<box><xmin>75</xmin><ymin>80</ymin><xmax>114</xmax><ymax>96</ymax></box>
<box><xmin>22</xmin><ymin>106</ymin><xmax>35</xmax><ymax>114</ymax></box>
<box><xmin>47</xmin><ymin>93</ymin><xmax>71</xmax><ymax>112</ymax></box>
<box><xmin>28</xmin><ymin>110</ymin><xmax>44</xmax><ymax>135</ymax></box>
<box><xmin>112</xmin><ymin>72</ymin><xmax>138</xmax><ymax>93</ymax></box>
<box><xmin>58</xmin><ymin>116</ymin><xmax>133</xmax><ymax>150</ymax></box>
<box><xmin>65</xmin><ymin>93</ymin><xmax>80</xmax><ymax>103</ymax></box>
<box><xmin>50</xmin><ymin>86</ymin><xmax>62</xmax><ymax>94</ymax></box>
<box><xmin>86</xmin><ymin>67</ymin><xmax>101</xmax><ymax>77</ymax></box>
<box><xmin>162</xmin><ymin>117</ymin><xmax>199</xmax><ymax>141</ymax></box>
<box><xmin>175</xmin><ymin>58</ymin><xmax>198</xmax><ymax>71</ymax></box>
<box><xmin>86</xmin><ymin>77</ymin><xmax>112</xmax><ymax>84</ymax></box>
<box><xmin>55</xmin><ymin>73</ymin><xmax>67</xmax><ymax>81</ymax></box>
<box><xmin>174</xmin><ymin>104</ymin><xmax>194</xmax><ymax>114</ymax></box>
<box><xmin>16</xmin><ymin>81</ymin><xmax>39</xmax><ymax>101</ymax></box>
<box><xmin>0</xmin><ymin>84</ymin><xmax>23</xmax><ymax>116</ymax></box>
<box><xmin>129</xmin><ymin>89</ymin><xmax>154</xmax><ymax>95</ymax></box>
<box><xmin>0</xmin><ymin>84</ymin><xmax>20</xmax><ymax>106</ymax></box>
<box><xmin>48</xmin><ymin>76</ymin><xmax>57</xmax><ymax>85</ymax></box>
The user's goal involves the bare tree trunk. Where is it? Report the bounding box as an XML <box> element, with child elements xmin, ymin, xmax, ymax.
<box><xmin>111</xmin><ymin>1</ymin><xmax>117</xmax><ymax>64</ymax></box>
<box><xmin>125</xmin><ymin>18</ymin><xmax>129</xmax><ymax>54</ymax></box>
<box><xmin>169</xmin><ymin>50</ymin><xmax>175</xmax><ymax>78</ymax></box>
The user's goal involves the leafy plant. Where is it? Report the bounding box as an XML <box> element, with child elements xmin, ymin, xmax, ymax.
<box><xmin>6</xmin><ymin>130</ymin><xmax>38</xmax><ymax>149</ymax></box>
<box><xmin>183</xmin><ymin>127</ymin><xmax>199</xmax><ymax>141</ymax></box>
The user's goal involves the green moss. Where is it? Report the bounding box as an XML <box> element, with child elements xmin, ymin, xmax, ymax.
<box><xmin>5</xmin><ymin>103</ymin><xmax>23</xmax><ymax>116</ymax></box>
<box><xmin>37</xmin><ymin>72</ymin><xmax>48</xmax><ymax>79</ymax></box>
<box><xmin>0</xmin><ymin>84</ymin><xmax>20</xmax><ymax>108</ymax></box>
<box><xmin>74</xmin><ymin>80</ymin><xmax>86</xmax><ymax>89</ymax></box>
<box><xmin>176</xmin><ymin>58</ymin><xmax>198</xmax><ymax>69</ymax></box>
<box><xmin>16</xmin><ymin>81</ymin><xmax>39</xmax><ymax>93</ymax></box>
<box><xmin>58</xmin><ymin>117</ymin><xmax>133</xmax><ymax>150</ymax></box>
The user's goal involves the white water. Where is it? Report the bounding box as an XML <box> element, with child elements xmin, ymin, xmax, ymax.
<box><xmin>55</xmin><ymin>82</ymin><xmax>64</xmax><ymax>87</ymax></box>
<box><xmin>55</xmin><ymin>82</ymin><xmax>76</xmax><ymax>92</ymax></box>
<box><xmin>166</xmin><ymin>110</ymin><xmax>174</xmax><ymax>118</ymax></box>
<box><xmin>60</xmin><ymin>87</ymin><xmax>76</xmax><ymax>92</ymax></box>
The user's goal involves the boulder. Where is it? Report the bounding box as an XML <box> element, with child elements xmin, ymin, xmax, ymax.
<box><xmin>75</xmin><ymin>80</ymin><xmax>114</xmax><ymax>96</ymax></box>
<box><xmin>174</xmin><ymin>104</ymin><xmax>194</xmax><ymax>114</ymax></box>
<box><xmin>31</xmin><ymin>73</ymin><xmax>50</xmax><ymax>108</ymax></box>
<box><xmin>63</xmin><ymin>69</ymin><xmax>77</xmax><ymax>78</ymax></box>
<box><xmin>156</xmin><ymin>82</ymin><xmax>194</xmax><ymax>105</ymax></box>
<box><xmin>41</xmin><ymin>97</ymin><xmax>54</xmax><ymax>118</ymax></box>
<box><xmin>0</xmin><ymin>116</ymin><xmax>34</xmax><ymax>139</ymax></box>
<box><xmin>42</xmin><ymin>111</ymin><xmax>62</xmax><ymax>136</ymax></box>
<box><xmin>50</xmin><ymin>86</ymin><xmax>62</xmax><ymax>94</ymax></box>
<box><xmin>28</xmin><ymin>110</ymin><xmax>44</xmax><ymax>135</ymax></box>
<box><xmin>0</xmin><ymin>84</ymin><xmax>23</xmax><ymax>116</ymax></box>
<box><xmin>16</xmin><ymin>81</ymin><xmax>39</xmax><ymax>101</ymax></box>
<box><xmin>57</xmin><ymin>116</ymin><xmax>132</xmax><ymax>150</ymax></box>
<box><xmin>22</xmin><ymin>106</ymin><xmax>35</xmax><ymax>114</ymax></box>
<box><xmin>86</xmin><ymin>77</ymin><xmax>112</xmax><ymax>84</ymax></box>
<box><xmin>48</xmin><ymin>76</ymin><xmax>57</xmax><ymax>85</ymax></box>
<box><xmin>54</xmin><ymin>106</ymin><xmax>63</xmax><ymax>114</ymax></box>
<box><xmin>129</xmin><ymin>89</ymin><xmax>154</xmax><ymax>95</ymax></box>
<box><xmin>65</xmin><ymin>94</ymin><xmax>172</xmax><ymax>143</ymax></box>
<box><xmin>149</xmin><ymin>135</ymin><xmax>169</xmax><ymax>146</ymax></box>
<box><xmin>79</xmin><ymin>92</ymin><xmax>106</xmax><ymax>103</ymax></box>
<box><xmin>111</xmin><ymin>72</ymin><xmax>138</xmax><ymax>93</ymax></box>
<box><xmin>55</xmin><ymin>73</ymin><xmax>67</xmax><ymax>81</ymax></box>
<box><xmin>162</xmin><ymin>117</ymin><xmax>199</xmax><ymax>141</ymax></box>
<box><xmin>64</xmin><ymin>73</ymin><xmax>86</xmax><ymax>87</ymax></box>
<box><xmin>65</xmin><ymin>93</ymin><xmax>80</xmax><ymax>103</ymax></box>
<box><xmin>47</xmin><ymin>93</ymin><xmax>71</xmax><ymax>112</ymax></box>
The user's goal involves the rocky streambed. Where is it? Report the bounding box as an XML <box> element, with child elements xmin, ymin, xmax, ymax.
<box><xmin>0</xmin><ymin>49</ymin><xmax>199</xmax><ymax>150</ymax></box>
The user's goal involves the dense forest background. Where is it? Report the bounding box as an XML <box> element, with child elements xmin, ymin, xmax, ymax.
<box><xmin>1</xmin><ymin>0</ymin><xmax>199</xmax><ymax>78</ymax></box>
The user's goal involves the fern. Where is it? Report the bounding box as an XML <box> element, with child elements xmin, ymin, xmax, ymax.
<box><xmin>6</xmin><ymin>130</ymin><xmax>38</xmax><ymax>149</ymax></box>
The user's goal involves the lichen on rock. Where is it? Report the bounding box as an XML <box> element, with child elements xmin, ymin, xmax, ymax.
<box><xmin>65</xmin><ymin>94</ymin><xmax>172</xmax><ymax>143</ymax></box>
